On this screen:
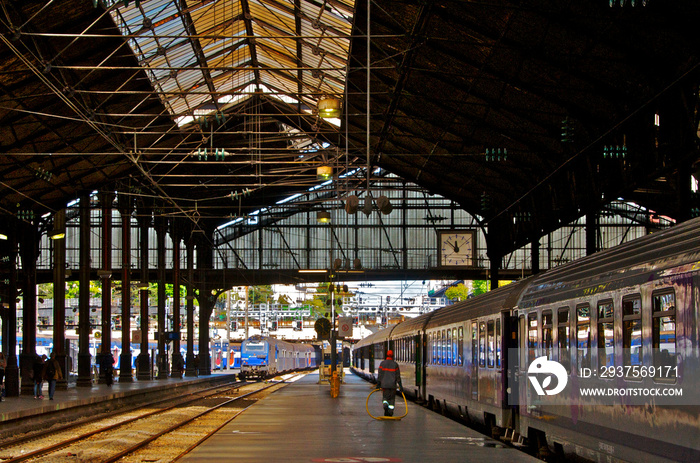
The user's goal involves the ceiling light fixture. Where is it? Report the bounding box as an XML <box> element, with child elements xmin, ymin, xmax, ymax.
<box><xmin>49</xmin><ymin>231</ymin><xmax>66</xmax><ymax>240</ymax></box>
<box><xmin>317</xmin><ymin>211</ymin><xmax>331</xmax><ymax>223</ymax></box>
<box><xmin>317</xmin><ymin>165</ymin><xmax>333</xmax><ymax>180</ymax></box>
<box><xmin>318</xmin><ymin>96</ymin><xmax>341</xmax><ymax>118</ymax></box>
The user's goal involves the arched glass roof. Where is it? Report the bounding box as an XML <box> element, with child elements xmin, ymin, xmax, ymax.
<box><xmin>107</xmin><ymin>0</ymin><xmax>354</xmax><ymax>126</ymax></box>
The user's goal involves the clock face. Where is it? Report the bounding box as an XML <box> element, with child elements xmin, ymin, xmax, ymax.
<box><xmin>438</xmin><ymin>230</ymin><xmax>475</xmax><ymax>267</ymax></box>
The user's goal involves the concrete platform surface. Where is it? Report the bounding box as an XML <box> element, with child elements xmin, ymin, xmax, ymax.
<box><xmin>181</xmin><ymin>370</ymin><xmax>539</xmax><ymax>463</ymax></box>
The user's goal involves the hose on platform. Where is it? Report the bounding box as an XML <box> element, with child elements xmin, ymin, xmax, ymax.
<box><xmin>366</xmin><ymin>388</ymin><xmax>408</xmax><ymax>420</ymax></box>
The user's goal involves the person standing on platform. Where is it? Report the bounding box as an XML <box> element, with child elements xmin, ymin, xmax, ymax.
<box><xmin>105</xmin><ymin>354</ymin><xmax>114</xmax><ymax>386</ymax></box>
<box><xmin>0</xmin><ymin>352</ymin><xmax>6</xmax><ymax>401</ymax></box>
<box><xmin>173</xmin><ymin>354</ymin><xmax>184</xmax><ymax>378</ymax></box>
<box><xmin>44</xmin><ymin>352</ymin><xmax>63</xmax><ymax>400</ymax></box>
<box><xmin>377</xmin><ymin>349</ymin><xmax>403</xmax><ymax>417</ymax></box>
<box><xmin>33</xmin><ymin>354</ymin><xmax>47</xmax><ymax>399</ymax></box>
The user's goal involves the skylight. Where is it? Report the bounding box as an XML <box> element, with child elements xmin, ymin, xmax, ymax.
<box><xmin>108</xmin><ymin>0</ymin><xmax>355</xmax><ymax>126</ymax></box>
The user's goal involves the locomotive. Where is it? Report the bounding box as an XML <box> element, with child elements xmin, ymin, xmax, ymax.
<box><xmin>353</xmin><ymin>218</ymin><xmax>700</xmax><ymax>462</ymax></box>
<box><xmin>240</xmin><ymin>335</ymin><xmax>316</xmax><ymax>379</ymax></box>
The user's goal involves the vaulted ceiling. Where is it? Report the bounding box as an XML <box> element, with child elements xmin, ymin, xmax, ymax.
<box><xmin>1</xmin><ymin>0</ymin><xmax>699</xmax><ymax>257</ymax></box>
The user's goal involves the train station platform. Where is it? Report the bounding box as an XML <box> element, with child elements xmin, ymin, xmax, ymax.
<box><xmin>181</xmin><ymin>370</ymin><xmax>539</xmax><ymax>463</ymax></box>
<box><xmin>0</xmin><ymin>369</ymin><xmax>239</xmax><ymax>437</ymax></box>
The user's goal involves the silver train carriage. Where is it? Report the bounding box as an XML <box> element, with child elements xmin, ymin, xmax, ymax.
<box><xmin>240</xmin><ymin>335</ymin><xmax>316</xmax><ymax>379</ymax></box>
<box><xmin>353</xmin><ymin>218</ymin><xmax>700</xmax><ymax>463</ymax></box>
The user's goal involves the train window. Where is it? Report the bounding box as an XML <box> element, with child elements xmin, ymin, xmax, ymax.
<box><xmin>542</xmin><ymin>311</ymin><xmax>553</xmax><ymax>360</ymax></box>
<box><xmin>479</xmin><ymin>322</ymin><xmax>486</xmax><ymax>367</ymax></box>
<box><xmin>413</xmin><ymin>337</ymin><xmax>417</xmax><ymax>363</ymax></box>
<box><xmin>622</xmin><ymin>296</ymin><xmax>642</xmax><ymax>371</ymax></box>
<box><xmin>527</xmin><ymin>312</ymin><xmax>538</xmax><ymax>364</ymax></box>
<box><xmin>442</xmin><ymin>330</ymin><xmax>446</xmax><ymax>365</ymax></box>
<box><xmin>598</xmin><ymin>300</ymin><xmax>615</xmax><ymax>368</ymax></box>
<box><xmin>433</xmin><ymin>331</ymin><xmax>440</xmax><ymax>365</ymax></box>
<box><xmin>652</xmin><ymin>291</ymin><xmax>676</xmax><ymax>381</ymax></box>
<box><xmin>433</xmin><ymin>332</ymin><xmax>438</xmax><ymax>365</ymax></box>
<box><xmin>519</xmin><ymin>315</ymin><xmax>527</xmax><ymax>369</ymax></box>
<box><xmin>435</xmin><ymin>331</ymin><xmax>439</xmax><ymax>365</ymax></box>
<box><xmin>472</xmin><ymin>322</ymin><xmax>478</xmax><ymax>368</ymax></box>
<box><xmin>577</xmin><ymin>304</ymin><xmax>591</xmax><ymax>370</ymax></box>
<box><xmin>410</xmin><ymin>338</ymin><xmax>414</xmax><ymax>363</ymax></box>
<box><xmin>447</xmin><ymin>329</ymin><xmax>452</xmax><ymax>365</ymax></box>
<box><xmin>426</xmin><ymin>334</ymin><xmax>430</xmax><ymax>365</ymax></box>
<box><xmin>453</xmin><ymin>329</ymin><xmax>458</xmax><ymax>365</ymax></box>
<box><xmin>429</xmin><ymin>332</ymin><xmax>434</xmax><ymax>364</ymax></box>
<box><xmin>434</xmin><ymin>331</ymin><xmax>439</xmax><ymax>365</ymax></box>
<box><xmin>458</xmin><ymin>326</ymin><xmax>464</xmax><ymax>366</ymax></box>
<box><xmin>557</xmin><ymin>308</ymin><xmax>571</xmax><ymax>373</ymax></box>
<box><xmin>446</xmin><ymin>330</ymin><xmax>450</xmax><ymax>365</ymax></box>
<box><xmin>496</xmin><ymin>320</ymin><xmax>501</xmax><ymax>367</ymax></box>
<box><xmin>432</xmin><ymin>331</ymin><xmax>436</xmax><ymax>365</ymax></box>
<box><xmin>487</xmin><ymin>320</ymin><xmax>495</xmax><ymax>368</ymax></box>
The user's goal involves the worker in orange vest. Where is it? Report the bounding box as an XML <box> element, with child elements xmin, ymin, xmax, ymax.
<box><xmin>376</xmin><ymin>349</ymin><xmax>403</xmax><ymax>416</ymax></box>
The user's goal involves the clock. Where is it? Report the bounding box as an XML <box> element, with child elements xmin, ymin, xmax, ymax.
<box><xmin>314</xmin><ymin>317</ymin><xmax>332</xmax><ymax>340</ymax></box>
<box><xmin>437</xmin><ymin>229</ymin><xmax>475</xmax><ymax>267</ymax></box>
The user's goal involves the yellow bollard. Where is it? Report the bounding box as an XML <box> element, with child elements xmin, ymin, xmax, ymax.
<box><xmin>330</xmin><ymin>371</ymin><xmax>340</xmax><ymax>398</ymax></box>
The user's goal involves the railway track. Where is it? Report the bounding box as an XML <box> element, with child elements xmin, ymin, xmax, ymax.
<box><xmin>0</xmin><ymin>373</ymin><xmax>306</xmax><ymax>462</ymax></box>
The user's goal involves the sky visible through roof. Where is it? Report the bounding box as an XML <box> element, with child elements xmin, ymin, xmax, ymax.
<box><xmin>108</xmin><ymin>0</ymin><xmax>353</xmax><ymax>127</ymax></box>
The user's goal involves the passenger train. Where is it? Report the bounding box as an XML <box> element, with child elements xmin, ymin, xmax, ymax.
<box><xmin>239</xmin><ymin>335</ymin><xmax>317</xmax><ymax>379</ymax></box>
<box><xmin>353</xmin><ymin>218</ymin><xmax>700</xmax><ymax>463</ymax></box>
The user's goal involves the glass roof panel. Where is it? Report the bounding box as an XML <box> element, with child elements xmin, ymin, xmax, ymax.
<box><xmin>110</xmin><ymin>0</ymin><xmax>354</xmax><ymax>126</ymax></box>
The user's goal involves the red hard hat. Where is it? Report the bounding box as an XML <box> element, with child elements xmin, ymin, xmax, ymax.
<box><xmin>386</xmin><ymin>350</ymin><xmax>393</xmax><ymax>358</ymax></box>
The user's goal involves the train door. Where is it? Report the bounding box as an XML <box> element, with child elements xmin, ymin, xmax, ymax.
<box><xmin>471</xmin><ymin>321</ymin><xmax>478</xmax><ymax>399</ymax></box>
<box><xmin>369</xmin><ymin>345</ymin><xmax>375</xmax><ymax>374</ymax></box>
<box><xmin>414</xmin><ymin>334</ymin><xmax>427</xmax><ymax>400</ymax></box>
<box><xmin>503</xmin><ymin>312</ymin><xmax>520</xmax><ymax>428</ymax></box>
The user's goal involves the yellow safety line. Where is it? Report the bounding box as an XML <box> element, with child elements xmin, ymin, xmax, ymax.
<box><xmin>366</xmin><ymin>388</ymin><xmax>408</xmax><ymax>420</ymax></box>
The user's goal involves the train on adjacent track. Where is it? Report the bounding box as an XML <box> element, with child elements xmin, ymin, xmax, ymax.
<box><xmin>239</xmin><ymin>335</ymin><xmax>317</xmax><ymax>379</ymax></box>
<box><xmin>353</xmin><ymin>218</ymin><xmax>700</xmax><ymax>463</ymax></box>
